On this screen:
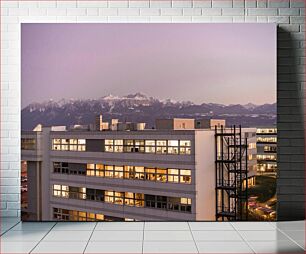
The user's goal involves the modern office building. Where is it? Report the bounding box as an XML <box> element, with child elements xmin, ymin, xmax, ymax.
<box><xmin>21</xmin><ymin>118</ymin><xmax>256</xmax><ymax>222</ymax></box>
<box><xmin>256</xmin><ymin>127</ymin><xmax>277</xmax><ymax>174</ymax></box>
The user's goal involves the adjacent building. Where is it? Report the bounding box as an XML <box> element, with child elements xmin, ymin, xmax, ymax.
<box><xmin>256</xmin><ymin>127</ymin><xmax>277</xmax><ymax>174</ymax></box>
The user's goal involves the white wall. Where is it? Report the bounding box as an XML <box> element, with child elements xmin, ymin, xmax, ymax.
<box><xmin>194</xmin><ymin>130</ymin><xmax>215</xmax><ymax>220</ymax></box>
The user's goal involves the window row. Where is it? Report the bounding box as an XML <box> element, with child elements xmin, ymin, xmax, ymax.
<box><xmin>257</xmin><ymin>163</ymin><xmax>277</xmax><ymax>172</ymax></box>
<box><xmin>52</xmin><ymin>184</ymin><xmax>192</xmax><ymax>213</ymax></box>
<box><xmin>105</xmin><ymin>139</ymin><xmax>191</xmax><ymax>155</ymax></box>
<box><xmin>53</xmin><ymin>162</ymin><xmax>87</xmax><ymax>176</ymax></box>
<box><xmin>256</xmin><ymin>137</ymin><xmax>277</xmax><ymax>144</ymax></box>
<box><xmin>263</xmin><ymin>146</ymin><xmax>277</xmax><ymax>153</ymax></box>
<box><xmin>53</xmin><ymin>162</ymin><xmax>191</xmax><ymax>184</ymax></box>
<box><xmin>21</xmin><ymin>138</ymin><xmax>36</xmax><ymax>150</ymax></box>
<box><xmin>86</xmin><ymin>164</ymin><xmax>192</xmax><ymax>184</ymax></box>
<box><xmin>52</xmin><ymin>139</ymin><xmax>86</xmax><ymax>151</ymax></box>
<box><xmin>256</xmin><ymin>128</ymin><xmax>277</xmax><ymax>134</ymax></box>
<box><xmin>257</xmin><ymin>154</ymin><xmax>277</xmax><ymax>161</ymax></box>
<box><xmin>53</xmin><ymin>207</ymin><xmax>134</xmax><ymax>222</ymax></box>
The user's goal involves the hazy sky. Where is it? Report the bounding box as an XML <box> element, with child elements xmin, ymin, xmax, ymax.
<box><xmin>21</xmin><ymin>23</ymin><xmax>276</xmax><ymax>108</ymax></box>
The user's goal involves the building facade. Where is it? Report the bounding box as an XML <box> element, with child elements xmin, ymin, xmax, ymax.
<box><xmin>256</xmin><ymin>128</ymin><xmax>277</xmax><ymax>174</ymax></box>
<box><xmin>21</xmin><ymin>118</ymin><xmax>257</xmax><ymax>222</ymax></box>
<box><xmin>21</xmin><ymin>127</ymin><xmax>218</xmax><ymax>221</ymax></box>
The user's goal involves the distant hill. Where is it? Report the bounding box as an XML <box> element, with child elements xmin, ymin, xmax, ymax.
<box><xmin>22</xmin><ymin>93</ymin><xmax>276</xmax><ymax>130</ymax></box>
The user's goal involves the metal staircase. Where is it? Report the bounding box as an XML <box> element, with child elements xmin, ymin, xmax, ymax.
<box><xmin>215</xmin><ymin>125</ymin><xmax>248</xmax><ymax>221</ymax></box>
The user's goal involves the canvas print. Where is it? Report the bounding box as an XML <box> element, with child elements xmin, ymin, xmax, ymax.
<box><xmin>21</xmin><ymin>24</ymin><xmax>276</xmax><ymax>221</ymax></box>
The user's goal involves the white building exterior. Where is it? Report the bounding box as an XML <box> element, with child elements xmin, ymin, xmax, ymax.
<box><xmin>22</xmin><ymin>128</ymin><xmax>217</xmax><ymax>221</ymax></box>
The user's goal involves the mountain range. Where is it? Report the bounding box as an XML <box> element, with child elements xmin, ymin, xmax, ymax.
<box><xmin>22</xmin><ymin>93</ymin><xmax>276</xmax><ymax>130</ymax></box>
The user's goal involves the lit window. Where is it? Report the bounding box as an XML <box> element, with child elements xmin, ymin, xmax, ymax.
<box><xmin>156</xmin><ymin>169</ymin><xmax>167</xmax><ymax>182</ymax></box>
<box><xmin>105</xmin><ymin>165</ymin><xmax>114</xmax><ymax>178</ymax></box>
<box><xmin>62</xmin><ymin>139</ymin><xmax>69</xmax><ymax>145</ymax></box>
<box><xmin>115</xmin><ymin>140</ymin><xmax>123</xmax><ymax>145</ymax></box>
<box><xmin>157</xmin><ymin>140</ymin><xmax>167</xmax><ymax>146</ymax></box>
<box><xmin>168</xmin><ymin>169</ymin><xmax>179</xmax><ymax>183</ymax></box>
<box><xmin>105</xmin><ymin>191</ymin><xmax>114</xmax><ymax>203</ymax></box>
<box><xmin>168</xmin><ymin>140</ymin><xmax>179</xmax><ymax>146</ymax></box>
<box><xmin>135</xmin><ymin>167</ymin><xmax>145</xmax><ymax>180</ymax></box>
<box><xmin>180</xmin><ymin>170</ymin><xmax>191</xmax><ymax>184</ymax></box>
<box><xmin>168</xmin><ymin>147</ymin><xmax>179</xmax><ymax>154</ymax></box>
<box><xmin>248</xmin><ymin>143</ymin><xmax>256</xmax><ymax>149</ymax></box>
<box><xmin>145</xmin><ymin>168</ymin><xmax>156</xmax><ymax>181</ymax></box>
<box><xmin>180</xmin><ymin>140</ymin><xmax>191</xmax><ymax>147</ymax></box>
<box><xmin>156</xmin><ymin>146</ymin><xmax>167</xmax><ymax>154</ymax></box>
<box><xmin>70</xmin><ymin>139</ymin><xmax>78</xmax><ymax>144</ymax></box>
<box><xmin>52</xmin><ymin>139</ymin><xmax>86</xmax><ymax>151</ymax></box>
<box><xmin>114</xmin><ymin>166</ymin><xmax>124</xmax><ymax>178</ymax></box>
<box><xmin>145</xmin><ymin>146</ymin><xmax>156</xmax><ymax>153</ymax></box>
<box><xmin>145</xmin><ymin>140</ymin><xmax>155</xmax><ymax>146</ymax></box>
<box><xmin>78</xmin><ymin>139</ymin><xmax>86</xmax><ymax>144</ymax></box>
<box><xmin>105</xmin><ymin>139</ymin><xmax>114</xmax><ymax>152</ymax></box>
<box><xmin>105</xmin><ymin>140</ymin><xmax>113</xmax><ymax>145</ymax></box>
<box><xmin>57</xmin><ymin>163</ymin><xmax>192</xmax><ymax>185</ymax></box>
<box><xmin>96</xmin><ymin>214</ymin><xmax>104</xmax><ymax>221</ymax></box>
<box><xmin>114</xmin><ymin>192</ymin><xmax>124</xmax><ymax>205</ymax></box>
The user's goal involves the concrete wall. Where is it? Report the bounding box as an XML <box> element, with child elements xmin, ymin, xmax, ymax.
<box><xmin>1</xmin><ymin>0</ymin><xmax>305</xmax><ymax>219</ymax></box>
<box><xmin>195</xmin><ymin>130</ymin><xmax>215</xmax><ymax>220</ymax></box>
<box><xmin>155</xmin><ymin>118</ymin><xmax>195</xmax><ymax>130</ymax></box>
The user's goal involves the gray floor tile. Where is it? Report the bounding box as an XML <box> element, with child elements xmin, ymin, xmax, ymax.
<box><xmin>52</xmin><ymin>222</ymin><xmax>96</xmax><ymax>231</ymax></box>
<box><xmin>282</xmin><ymin>230</ymin><xmax>305</xmax><ymax>249</ymax></box>
<box><xmin>0</xmin><ymin>230</ymin><xmax>47</xmax><ymax>242</ymax></box>
<box><xmin>239</xmin><ymin>230</ymin><xmax>291</xmax><ymax>241</ymax></box>
<box><xmin>248</xmin><ymin>240</ymin><xmax>305</xmax><ymax>253</ymax></box>
<box><xmin>85</xmin><ymin>241</ymin><xmax>143</xmax><ymax>253</ymax></box>
<box><xmin>1</xmin><ymin>217</ymin><xmax>21</xmax><ymax>224</ymax></box>
<box><xmin>1</xmin><ymin>225</ymin><xmax>16</xmax><ymax>235</ymax></box>
<box><xmin>231</xmin><ymin>222</ymin><xmax>276</xmax><ymax>231</ymax></box>
<box><xmin>189</xmin><ymin>222</ymin><xmax>234</xmax><ymax>231</ymax></box>
<box><xmin>42</xmin><ymin>230</ymin><xmax>92</xmax><ymax>242</ymax></box>
<box><xmin>275</xmin><ymin>221</ymin><xmax>305</xmax><ymax>231</ymax></box>
<box><xmin>90</xmin><ymin>230</ymin><xmax>143</xmax><ymax>241</ymax></box>
<box><xmin>32</xmin><ymin>241</ymin><xmax>87</xmax><ymax>253</ymax></box>
<box><xmin>145</xmin><ymin>222</ymin><xmax>190</xmax><ymax>231</ymax></box>
<box><xmin>144</xmin><ymin>230</ymin><xmax>193</xmax><ymax>241</ymax></box>
<box><xmin>11</xmin><ymin>222</ymin><xmax>55</xmax><ymax>231</ymax></box>
<box><xmin>193</xmin><ymin>230</ymin><xmax>243</xmax><ymax>241</ymax></box>
<box><xmin>0</xmin><ymin>220</ymin><xmax>304</xmax><ymax>254</ymax></box>
<box><xmin>0</xmin><ymin>221</ymin><xmax>21</xmax><ymax>235</ymax></box>
<box><xmin>143</xmin><ymin>241</ymin><xmax>198</xmax><ymax>253</ymax></box>
<box><xmin>0</xmin><ymin>241</ymin><xmax>37</xmax><ymax>253</ymax></box>
<box><xmin>1</xmin><ymin>229</ymin><xmax>9</xmax><ymax>235</ymax></box>
<box><xmin>196</xmin><ymin>241</ymin><xmax>254</xmax><ymax>253</ymax></box>
<box><xmin>95</xmin><ymin>222</ymin><xmax>144</xmax><ymax>231</ymax></box>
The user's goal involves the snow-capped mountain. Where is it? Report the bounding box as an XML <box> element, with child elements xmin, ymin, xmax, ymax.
<box><xmin>22</xmin><ymin>93</ymin><xmax>276</xmax><ymax>130</ymax></box>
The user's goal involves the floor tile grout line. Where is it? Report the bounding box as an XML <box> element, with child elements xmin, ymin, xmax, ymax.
<box><xmin>82</xmin><ymin>222</ymin><xmax>98</xmax><ymax>254</ymax></box>
<box><xmin>28</xmin><ymin>222</ymin><xmax>58</xmax><ymax>254</ymax></box>
<box><xmin>0</xmin><ymin>220</ymin><xmax>21</xmax><ymax>236</ymax></box>
<box><xmin>142</xmin><ymin>222</ymin><xmax>145</xmax><ymax>254</ymax></box>
<box><xmin>230</xmin><ymin>222</ymin><xmax>277</xmax><ymax>231</ymax></box>
<box><xmin>276</xmin><ymin>227</ymin><xmax>305</xmax><ymax>250</ymax></box>
<box><xmin>231</xmin><ymin>226</ymin><xmax>256</xmax><ymax>254</ymax></box>
<box><xmin>269</xmin><ymin>222</ymin><xmax>277</xmax><ymax>229</ymax></box>
<box><xmin>187</xmin><ymin>222</ymin><xmax>200</xmax><ymax>254</ymax></box>
<box><xmin>229</xmin><ymin>221</ymin><xmax>237</xmax><ymax>231</ymax></box>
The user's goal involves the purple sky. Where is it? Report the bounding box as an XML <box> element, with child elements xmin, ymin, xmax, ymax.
<box><xmin>21</xmin><ymin>23</ymin><xmax>276</xmax><ymax>108</ymax></box>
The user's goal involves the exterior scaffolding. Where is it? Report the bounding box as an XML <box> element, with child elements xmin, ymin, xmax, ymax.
<box><xmin>215</xmin><ymin>125</ymin><xmax>248</xmax><ymax>221</ymax></box>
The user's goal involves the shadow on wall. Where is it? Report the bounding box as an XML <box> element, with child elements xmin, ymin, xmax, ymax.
<box><xmin>276</xmin><ymin>27</ymin><xmax>305</xmax><ymax>221</ymax></box>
